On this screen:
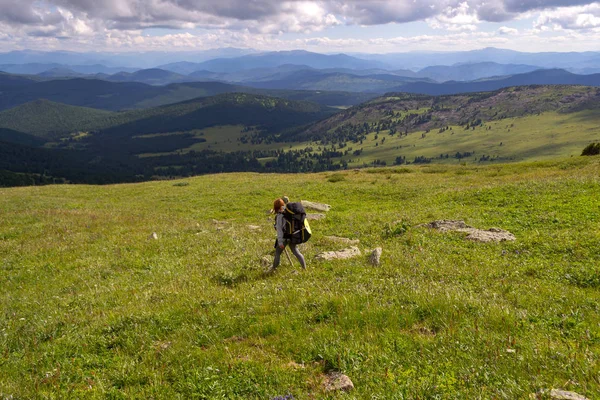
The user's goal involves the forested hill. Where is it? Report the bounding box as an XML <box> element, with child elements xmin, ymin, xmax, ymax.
<box><xmin>0</xmin><ymin>93</ymin><xmax>335</xmax><ymax>140</ymax></box>
<box><xmin>293</xmin><ymin>85</ymin><xmax>600</xmax><ymax>142</ymax></box>
<box><xmin>0</xmin><ymin>100</ymin><xmax>115</xmax><ymax>138</ymax></box>
<box><xmin>0</xmin><ymin>73</ymin><xmax>376</xmax><ymax>111</ymax></box>
<box><xmin>97</xmin><ymin>92</ymin><xmax>335</xmax><ymax>137</ymax></box>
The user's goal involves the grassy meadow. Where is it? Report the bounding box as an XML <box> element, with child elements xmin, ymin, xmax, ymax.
<box><xmin>346</xmin><ymin>111</ymin><xmax>600</xmax><ymax>166</ymax></box>
<box><xmin>132</xmin><ymin>110</ymin><xmax>600</xmax><ymax>171</ymax></box>
<box><xmin>1</xmin><ymin>157</ymin><xmax>599</xmax><ymax>398</ymax></box>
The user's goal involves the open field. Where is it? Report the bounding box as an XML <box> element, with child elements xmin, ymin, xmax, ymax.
<box><xmin>1</xmin><ymin>157</ymin><xmax>599</xmax><ymax>398</ymax></box>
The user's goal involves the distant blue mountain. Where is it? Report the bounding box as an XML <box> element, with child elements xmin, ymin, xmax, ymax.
<box><xmin>0</xmin><ymin>48</ymin><xmax>257</xmax><ymax>68</ymax></box>
<box><xmin>416</xmin><ymin>62</ymin><xmax>542</xmax><ymax>82</ymax></box>
<box><xmin>391</xmin><ymin>69</ymin><xmax>600</xmax><ymax>95</ymax></box>
<box><xmin>0</xmin><ymin>63</ymin><xmax>138</xmax><ymax>75</ymax></box>
<box><xmin>191</xmin><ymin>50</ymin><xmax>390</xmax><ymax>73</ymax></box>
<box><xmin>352</xmin><ymin>47</ymin><xmax>600</xmax><ymax>71</ymax></box>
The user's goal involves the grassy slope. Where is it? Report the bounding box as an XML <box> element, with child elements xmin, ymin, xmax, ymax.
<box><xmin>1</xmin><ymin>157</ymin><xmax>599</xmax><ymax>398</ymax></box>
<box><xmin>136</xmin><ymin>110</ymin><xmax>600</xmax><ymax>166</ymax></box>
<box><xmin>347</xmin><ymin>110</ymin><xmax>600</xmax><ymax>165</ymax></box>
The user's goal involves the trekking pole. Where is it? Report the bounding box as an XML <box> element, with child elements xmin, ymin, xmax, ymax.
<box><xmin>284</xmin><ymin>247</ymin><xmax>294</xmax><ymax>266</ymax></box>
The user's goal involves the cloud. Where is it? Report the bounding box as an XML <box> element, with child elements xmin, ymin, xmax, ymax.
<box><xmin>1</xmin><ymin>1</ymin><xmax>600</xmax><ymax>35</ymax></box>
<box><xmin>497</xmin><ymin>26</ymin><xmax>519</xmax><ymax>35</ymax></box>
<box><xmin>533</xmin><ymin>3</ymin><xmax>600</xmax><ymax>30</ymax></box>
<box><xmin>1</xmin><ymin>0</ymin><xmax>600</xmax><ymax>54</ymax></box>
<box><xmin>427</xmin><ymin>2</ymin><xmax>480</xmax><ymax>31</ymax></box>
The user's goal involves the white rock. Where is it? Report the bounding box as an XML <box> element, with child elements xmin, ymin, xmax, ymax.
<box><xmin>307</xmin><ymin>213</ymin><xmax>326</xmax><ymax>220</ymax></box>
<box><xmin>301</xmin><ymin>200</ymin><xmax>331</xmax><ymax>212</ymax></box>
<box><xmin>149</xmin><ymin>232</ymin><xmax>158</xmax><ymax>240</ymax></box>
<box><xmin>316</xmin><ymin>246</ymin><xmax>361</xmax><ymax>261</ymax></box>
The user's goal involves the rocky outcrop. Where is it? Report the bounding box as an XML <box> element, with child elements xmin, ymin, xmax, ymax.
<box><xmin>315</xmin><ymin>246</ymin><xmax>361</xmax><ymax>261</ymax></box>
<box><xmin>425</xmin><ymin>220</ymin><xmax>515</xmax><ymax>242</ymax></box>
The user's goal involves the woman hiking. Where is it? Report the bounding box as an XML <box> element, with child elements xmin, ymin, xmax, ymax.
<box><xmin>269</xmin><ymin>198</ymin><xmax>306</xmax><ymax>272</ymax></box>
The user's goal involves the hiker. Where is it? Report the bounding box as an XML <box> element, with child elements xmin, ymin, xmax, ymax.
<box><xmin>270</xmin><ymin>198</ymin><xmax>306</xmax><ymax>272</ymax></box>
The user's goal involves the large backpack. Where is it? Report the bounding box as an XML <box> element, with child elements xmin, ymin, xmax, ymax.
<box><xmin>282</xmin><ymin>202</ymin><xmax>312</xmax><ymax>244</ymax></box>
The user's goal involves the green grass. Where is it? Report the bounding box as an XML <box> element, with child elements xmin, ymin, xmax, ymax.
<box><xmin>346</xmin><ymin>110</ymin><xmax>600</xmax><ymax>166</ymax></box>
<box><xmin>1</xmin><ymin>158</ymin><xmax>599</xmax><ymax>398</ymax></box>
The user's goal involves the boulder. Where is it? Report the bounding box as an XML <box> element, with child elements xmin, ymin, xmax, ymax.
<box><xmin>369</xmin><ymin>247</ymin><xmax>383</xmax><ymax>266</ymax></box>
<box><xmin>301</xmin><ymin>200</ymin><xmax>331</xmax><ymax>212</ymax></box>
<box><xmin>323</xmin><ymin>372</ymin><xmax>354</xmax><ymax>392</ymax></box>
<box><xmin>316</xmin><ymin>246</ymin><xmax>361</xmax><ymax>261</ymax></box>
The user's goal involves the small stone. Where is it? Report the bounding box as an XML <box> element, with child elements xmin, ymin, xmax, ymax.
<box><xmin>315</xmin><ymin>246</ymin><xmax>361</xmax><ymax>261</ymax></box>
<box><xmin>285</xmin><ymin>361</ymin><xmax>305</xmax><ymax>369</ymax></box>
<box><xmin>323</xmin><ymin>372</ymin><xmax>354</xmax><ymax>392</ymax></box>
<box><xmin>149</xmin><ymin>232</ymin><xmax>158</xmax><ymax>240</ymax></box>
<box><xmin>301</xmin><ymin>200</ymin><xmax>331</xmax><ymax>212</ymax></box>
<box><xmin>248</xmin><ymin>225</ymin><xmax>261</xmax><ymax>230</ymax></box>
<box><xmin>369</xmin><ymin>247</ymin><xmax>382</xmax><ymax>266</ymax></box>
<box><xmin>260</xmin><ymin>256</ymin><xmax>272</xmax><ymax>267</ymax></box>
<box><xmin>307</xmin><ymin>213</ymin><xmax>326</xmax><ymax>220</ymax></box>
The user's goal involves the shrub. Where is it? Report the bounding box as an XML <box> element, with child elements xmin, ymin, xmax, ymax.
<box><xmin>327</xmin><ymin>173</ymin><xmax>346</xmax><ymax>183</ymax></box>
<box><xmin>383</xmin><ymin>220</ymin><xmax>411</xmax><ymax>237</ymax></box>
<box><xmin>581</xmin><ymin>142</ymin><xmax>600</xmax><ymax>156</ymax></box>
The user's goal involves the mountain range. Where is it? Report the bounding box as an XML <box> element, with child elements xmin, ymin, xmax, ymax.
<box><xmin>3</xmin><ymin>47</ymin><xmax>600</xmax><ymax>72</ymax></box>
<box><xmin>2</xmin><ymin>67</ymin><xmax>600</xmax><ymax>113</ymax></box>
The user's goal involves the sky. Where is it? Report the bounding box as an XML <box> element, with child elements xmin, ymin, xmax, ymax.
<box><xmin>1</xmin><ymin>0</ymin><xmax>600</xmax><ymax>53</ymax></box>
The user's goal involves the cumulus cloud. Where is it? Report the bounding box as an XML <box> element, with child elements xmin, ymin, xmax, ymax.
<box><xmin>1</xmin><ymin>0</ymin><xmax>600</xmax><ymax>35</ymax></box>
<box><xmin>1</xmin><ymin>0</ymin><xmax>600</xmax><ymax>53</ymax></box>
<box><xmin>427</xmin><ymin>2</ymin><xmax>480</xmax><ymax>31</ymax></box>
<box><xmin>534</xmin><ymin>3</ymin><xmax>600</xmax><ymax>30</ymax></box>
